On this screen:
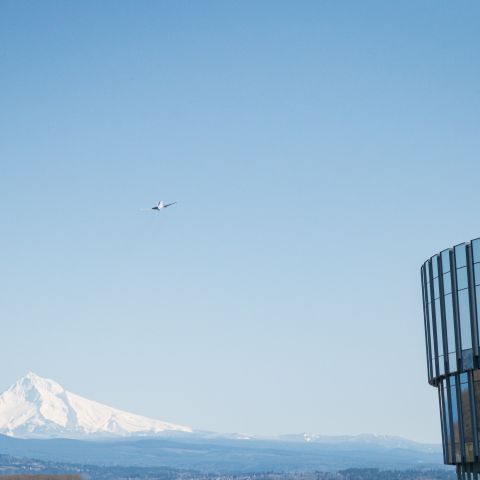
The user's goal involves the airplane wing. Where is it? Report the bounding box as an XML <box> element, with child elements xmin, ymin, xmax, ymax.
<box><xmin>164</xmin><ymin>202</ymin><xmax>177</xmax><ymax>208</ymax></box>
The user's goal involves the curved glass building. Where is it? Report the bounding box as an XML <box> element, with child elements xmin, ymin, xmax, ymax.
<box><xmin>421</xmin><ymin>239</ymin><xmax>480</xmax><ymax>479</ymax></box>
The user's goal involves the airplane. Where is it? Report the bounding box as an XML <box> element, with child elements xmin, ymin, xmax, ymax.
<box><xmin>152</xmin><ymin>200</ymin><xmax>177</xmax><ymax>210</ymax></box>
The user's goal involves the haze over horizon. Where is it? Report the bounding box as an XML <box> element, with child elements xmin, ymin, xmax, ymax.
<box><xmin>1</xmin><ymin>1</ymin><xmax>480</xmax><ymax>444</ymax></box>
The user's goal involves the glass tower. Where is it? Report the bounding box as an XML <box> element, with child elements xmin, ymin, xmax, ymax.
<box><xmin>421</xmin><ymin>239</ymin><xmax>480</xmax><ymax>479</ymax></box>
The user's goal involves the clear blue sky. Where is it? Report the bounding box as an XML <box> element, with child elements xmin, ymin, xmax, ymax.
<box><xmin>1</xmin><ymin>1</ymin><xmax>479</xmax><ymax>444</ymax></box>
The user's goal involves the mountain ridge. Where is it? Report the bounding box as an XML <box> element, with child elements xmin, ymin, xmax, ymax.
<box><xmin>0</xmin><ymin>372</ymin><xmax>441</xmax><ymax>453</ymax></box>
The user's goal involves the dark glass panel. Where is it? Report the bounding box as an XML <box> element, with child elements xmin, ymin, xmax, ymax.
<box><xmin>451</xmin><ymin>382</ymin><xmax>460</xmax><ymax>445</ymax></box>
<box><xmin>443</xmin><ymin>272</ymin><xmax>452</xmax><ymax>295</ymax></box>
<box><xmin>459</xmin><ymin>289</ymin><xmax>472</xmax><ymax>350</ymax></box>
<box><xmin>442</xmin><ymin>249</ymin><xmax>451</xmax><ymax>273</ymax></box>
<box><xmin>457</xmin><ymin>267</ymin><xmax>469</xmax><ymax>291</ymax></box>
<box><xmin>445</xmin><ymin>294</ymin><xmax>456</xmax><ymax>354</ymax></box>
<box><xmin>461</xmin><ymin>378</ymin><xmax>473</xmax><ymax>442</ymax></box>
<box><xmin>463</xmin><ymin>349</ymin><xmax>474</xmax><ymax>370</ymax></box>
<box><xmin>456</xmin><ymin>244</ymin><xmax>467</xmax><ymax>268</ymax></box>
<box><xmin>474</xmin><ymin>379</ymin><xmax>480</xmax><ymax>455</ymax></box>
<box><xmin>472</xmin><ymin>239</ymin><xmax>480</xmax><ymax>264</ymax></box>
<box><xmin>465</xmin><ymin>442</ymin><xmax>474</xmax><ymax>462</ymax></box>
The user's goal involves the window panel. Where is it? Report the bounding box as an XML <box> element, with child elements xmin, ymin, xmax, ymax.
<box><xmin>457</xmin><ymin>267</ymin><xmax>469</xmax><ymax>291</ymax></box>
<box><xmin>463</xmin><ymin>349</ymin><xmax>474</xmax><ymax>370</ymax></box>
<box><xmin>475</xmin><ymin>263</ymin><xmax>480</xmax><ymax>287</ymax></box>
<box><xmin>442</xmin><ymin>250</ymin><xmax>451</xmax><ymax>273</ymax></box>
<box><xmin>449</xmin><ymin>352</ymin><xmax>457</xmax><ymax>373</ymax></box>
<box><xmin>472</xmin><ymin>239</ymin><xmax>480</xmax><ymax>264</ymax></box>
<box><xmin>451</xmin><ymin>379</ymin><xmax>461</xmax><ymax>445</ymax></box>
<box><xmin>466</xmin><ymin>442</ymin><xmax>474</xmax><ymax>462</ymax></box>
<box><xmin>443</xmin><ymin>272</ymin><xmax>452</xmax><ymax>295</ymax></box>
<box><xmin>435</xmin><ymin>298</ymin><xmax>444</xmax><ymax>357</ymax></box>
<box><xmin>456</xmin><ymin>244</ymin><xmax>467</xmax><ymax>268</ymax></box>
<box><xmin>445</xmin><ymin>294</ymin><xmax>456</xmax><ymax>354</ymax></box>
<box><xmin>458</xmin><ymin>289</ymin><xmax>472</xmax><ymax>350</ymax></box>
<box><xmin>428</xmin><ymin>303</ymin><xmax>435</xmax><ymax>367</ymax></box>
<box><xmin>461</xmin><ymin>380</ymin><xmax>473</xmax><ymax>443</ymax></box>
<box><xmin>427</xmin><ymin>260</ymin><xmax>432</xmax><ymax>279</ymax></box>
<box><xmin>434</xmin><ymin>277</ymin><xmax>440</xmax><ymax>299</ymax></box>
<box><xmin>432</xmin><ymin>256</ymin><xmax>439</xmax><ymax>278</ymax></box>
<box><xmin>444</xmin><ymin>382</ymin><xmax>452</xmax><ymax>462</ymax></box>
<box><xmin>439</xmin><ymin>358</ymin><xmax>445</xmax><ymax>375</ymax></box>
<box><xmin>474</xmin><ymin>379</ymin><xmax>480</xmax><ymax>454</ymax></box>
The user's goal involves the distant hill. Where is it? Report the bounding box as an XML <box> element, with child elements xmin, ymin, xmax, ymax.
<box><xmin>0</xmin><ymin>433</ymin><xmax>443</xmax><ymax>473</ymax></box>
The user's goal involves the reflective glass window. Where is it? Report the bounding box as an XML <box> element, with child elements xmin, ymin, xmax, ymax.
<box><xmin>466</xmin><ymin>442</ymin><xmax>475</xmax><ymax>462</ymax></box>
<box><xmin>442</xmin><ymin>250</ymin><xmax>451</xmax><ymax>273</ymax></box>
<box><xmin>444</xmin><ymin>382</ymin><xmax>452</xmax><ymax>463</ymax></box>
<box><xmin>428</xmin><ymin>303</ymin><xmax>435</xmax><ymax>367</ymax></box>
<box><xmin>475</xmin><ymin>264</ymin><xmax>480</xmax><ymax>286</ymax></box>
<box><xmin>473</xmin><ymin>239</ymin><xmax>480</xmax><ymax>264</ymax></box>
<box><xmin>474</xmin><ymin>376</ymin><xmax>480</xmax><ymax>453</ymax></box>
<box><xmin>463</xmin><ymin>349</ymin><xmax>474</xmax><ymax>370</ymax></box>
<box><xmin>434</xmin><ymin>277</ymin><xmax>440</xmax><ymax>299</ymax></box>
<box><xmin>449</xmin><ymin>352</ymin><xmax>457</xmax><ymax>373</ymax></box>
<box><xmin>424</xmin><ymin>306</ymin><xmax>432</xmax><ymax>378</ymax></box>
<box><xmin>433</xmin><ymin>256</ymin><xmax>439</xmax><ymax>278</ymax></box>
<box><xmin>438</xmin><ymin>388</ymin><xmax>447</xmax><ymax>462</ymax></box>
<box><xmin>438</xmin><ymin>356</ymin><xmax>445</xmax><ymax>376</ymax></box>
<box><xmin>451</xmin><ymin>378</ymin><xmax>461</xmax><ymax>445</ymax></box>
<box><xmin>461</xmin><ymin>376</ymin><xmax>473</xmax><ymax>443</ymax></box>
<box><xmin>443</xmin><ymin>272</ymin><xmax>452</xmax><ymax>295</ymax></box>
<box><xmin>455</xmin><ymin>244</ymin><xmax>467</xmax><ymax>268</ymax></box>
<box><xmin>457</xmin><ymin>267</ymin><xmax>469</xmax><ymax>291</ymax></box>
<box><xmin>458</xmin><ymin>289</ymin><xmax>472</xmax><ymax>350</ymax></box>
<box><xmin>435</xmin><ymin>298</ymin><xmax>444</xmax><ymax>356</ymax></box>
<box><xmin>445</xmin><ymin>294</ymin><xmax>456</xmax><ymax>354</ymax></box>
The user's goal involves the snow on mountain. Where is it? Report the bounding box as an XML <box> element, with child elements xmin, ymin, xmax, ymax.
<box><xmin>0</xmin><ymin>372</ymin><xmax>193</xmax><ymax>439</ymax></box>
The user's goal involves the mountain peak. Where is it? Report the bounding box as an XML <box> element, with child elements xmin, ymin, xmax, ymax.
<box><xmin>0</xmin><ymin>373</ymin><xmax>192</xmax><ymax>439</ymax></box>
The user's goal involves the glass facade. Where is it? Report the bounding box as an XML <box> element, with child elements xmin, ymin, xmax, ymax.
<box><xmin>421</xmin><ymin>238</ymin><xmax>480</xmax><ymax>479</ymax></box>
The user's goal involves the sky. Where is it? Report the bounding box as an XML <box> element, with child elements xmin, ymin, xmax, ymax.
<box><xmin>1</xmin><ymin>0</ymin><xmax>480</xmax><ymax>444</ymax></box>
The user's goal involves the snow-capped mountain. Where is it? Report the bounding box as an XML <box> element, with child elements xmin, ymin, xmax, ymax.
<box><xmin>0</xmin><ymin>372</ymin><xmax>193</xmax><ymax>439</ymax></box>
